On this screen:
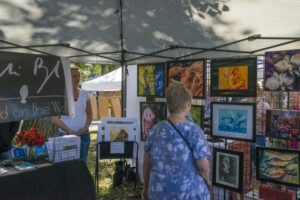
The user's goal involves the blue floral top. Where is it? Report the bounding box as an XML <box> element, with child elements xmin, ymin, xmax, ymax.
<box><xmin>145</xmin><ymin>121</ymin><xmax>211</xmax><ymax>200</ymax></box>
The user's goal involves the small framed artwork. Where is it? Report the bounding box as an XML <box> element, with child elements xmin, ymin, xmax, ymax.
<box><xmin>266</xmin><ymin>109</ymin><xmax>300</xmax><ymax>140</ymax></box>
<box><xmin>190</xmin><ymin>105</ymin><xmax>204</xmax><ymax>128</ymax></box>
<box><xmin>213</xmin><ymin>148</ymin><xmax>244</xmax><ymax>192</ymax></box>
<box><xmin>210</xmin><ymin>57</ymin><xmax>257</xmax><ymax>97</ymax></box>
<box><xmin>211</xmin><ymin>102</ymin><xmax>256</xmax><ymax>142</ymax></box>
<box><xmin>265</xmin><ymin>49</ymin><xmax>300</xmax><ymax>91</ymax></box>
<box><xmin>140</xmin><ymin>102</ymin><xmax>167</xmax><ymax>141</ymax></box>
<box><xmin>137</xmin><ymin>63</ymin><xmax>165</xmax><ymax>97</ymax></box>
<box><xmin>256</xmin><ymin>147</ymin><xmax>300</xmax><ymax>187</ymax></box>
<box><xmin>167</xmin><ymin>59</ymin><xmax>205</xmax><ymax>98</ymax></box>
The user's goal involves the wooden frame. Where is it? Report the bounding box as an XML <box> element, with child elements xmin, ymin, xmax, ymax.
<box><xmin>210</xmin><ymin>57</ymin><xmax>257</xmax><ymax>97</ymax></box>
<box><xmin>167</xmin><ymin>59</ymin><xmax>206</xmax><ymax>98</ymax></box>
<box><xmin>140</xmin><ymin>102</ymin><xmax>167</xmax><ymax>141</ymax></box>
<box><xmin>213</xmin><ymin>147</ymin><xmax>244</xmax><ymax>193</ymax></box>
<box><xmin>211</xmin><ymin>102</ymin><xmax>256</xmax><ymax>142</ymax></box>
<box><xmin>256</xmin><ymin>146</ymin><xmax>300</xmax><ymax>187</ymax></box>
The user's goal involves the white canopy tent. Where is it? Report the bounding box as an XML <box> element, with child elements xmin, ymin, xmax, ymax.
<box><xmin>82</xmin><ymin>68</ymin><xmax>121</xmax><ymax>91</ymax></box>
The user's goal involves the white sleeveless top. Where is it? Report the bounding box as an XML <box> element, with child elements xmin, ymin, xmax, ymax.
<box><xmin>59</xmin><ymin>89</ymin><xmax>90</xmax><ymax>133</ymax></box>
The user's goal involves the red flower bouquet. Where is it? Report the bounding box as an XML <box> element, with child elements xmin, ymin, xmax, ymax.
<box><xmin>16</xmin><ymin>127</ymin><xmax>46</xmax><ymax>147</ymax></box>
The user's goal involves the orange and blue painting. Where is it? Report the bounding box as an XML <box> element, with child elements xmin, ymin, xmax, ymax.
<box><xmin>218</xmin><ymin>66</ymin><xmax>248</xmax><ymax>90</ymax></box>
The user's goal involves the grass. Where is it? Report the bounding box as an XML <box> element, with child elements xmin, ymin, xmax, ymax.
<box><xmin>87</xmin><ymin>133</ymin><xmax>140</xmax><ymax>200</ymax></box>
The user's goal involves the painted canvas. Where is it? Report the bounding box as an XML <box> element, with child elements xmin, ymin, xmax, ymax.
<box><xmin>218</xmin><ymin>66</ymin><xmax>248</xmax><ymax>90</ymax></box>
<box><xmin>140</xmin><ymin>102</ymin><xmax>167</xmax><ymax>141</ymax></box>
<box><xmin>266</xmin><ymin>109</ymin><xmax>300</xmax><ymax>140</ymax></box>
<box><xmin>109</xmin><ymin>127</ymin><xmax>129</xmax><ymax>141</ymax></box>
<box><xmin>138</xmin><ymin>63</ymin><xmax>165</xmax><ymax>97</ymax></box>
<box><xmin>265</xmin><ymin>49</ymin><xmax>300</xmax><ymax>91</ymax></box>
<box><xmin>256</xmin><ymin>147</ymin><xmax>300</xmax><ymax>187</ymax></box>
<box><xmin>190</xmin><ymin>105</ymin><xmax>204</xmax><ymax>128</ymax></box>
<box><xmin>211</xmin><ymin>102</ymin><xmax>256</xmax><ymax>141</ymax></box>
<box><xmin>167</xmin><ymin>60</ymin><xmax>205</xmax><ymax>98</ymax></box>
<box><xmin>213</xmin><ymin>148</ymin><xmax>243</xmax><ymax>192</ymax></box>
<box><xmin>210</xmin><ymin>57</ymin><xmax>257</xmax><ymax>97</ymax></box>
<box><xmin>218</xmin><ymin>109</ymin><xmax>247</xmax><ymax>134</ymax></box>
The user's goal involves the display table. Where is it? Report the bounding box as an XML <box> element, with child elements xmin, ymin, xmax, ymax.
<box><xmin>0</xmin><ymin>159</ymin><xmax>96</xmax><ymax>200</ymax></box>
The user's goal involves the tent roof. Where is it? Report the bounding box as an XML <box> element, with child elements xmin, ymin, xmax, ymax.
<box><xmin>0</xmin><ymin>0</ymin><xmax>300</xmax><ymax>65</ymax></box>
<box><xmin>81</xmin><ymin>67</ymin><xmax>121</xmax><ymax>91</ymax></box>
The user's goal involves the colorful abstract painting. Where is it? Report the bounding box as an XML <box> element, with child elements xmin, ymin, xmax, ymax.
<box><xmin>167</xmin><ymin>60</ymin><xmax>205</xmax><ymax>98</ymax></box>
<box><xmin>266</xmin><ymin>109</ymin><xmax>300</xmax><ymax>140</ymax></box>
<box><xmin>211</xmin><ymin>57</ymin><xmax>257</xmax><ymax>97</ymax></box>
<box><xmin>140</xmin><ymin>102</ymin><xmax>167</xmax><ymax>141</ymax></box>
<box><xmin>109</xmin><ymin>127</ymin><xmax>129</xmax><ymax>141</ymax></box>
<box><xmin>138</xmin><ymin>63</ymin><xmax>165</xmax><ymax>97</ymax></box>
<box><xmin>218</xmin><ymin>109</ymin><xmax>247</xmax><ymax>134</ymax></box>
<box><xmin>257</xmin><ymin>147</ymin><xmax>300</xmax><ymax>186</ymax></box>
<box><xmin>190</xmin><ymin>105</ymin><xmax>203</xmax><ymax>128</ymax></box>
<box><xmin>218</xmin><ymin>66</ymin><xmax>248</xmax><ymax>90</ymax></box>
<box><xmin>265</xmin><ymin>49</ymin><xmax>300</xmax><ymax>91</ymax></box>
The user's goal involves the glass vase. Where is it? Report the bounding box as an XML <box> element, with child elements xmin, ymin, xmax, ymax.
<box><xmin>27</xmin><ymin>146</ymin><xmax>35</xmax><ymax>160</ymax></box>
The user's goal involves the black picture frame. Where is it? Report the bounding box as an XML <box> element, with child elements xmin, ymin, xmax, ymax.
<box><xmin>210</xmin><ymin>57</ymin><xmax>257</xmax><ymax>97</ymax></box>
<box><xmin>256</xmin><ymin>146</ymin><xmax>300</xmax><ymax>187</ymax></box>
<box><xmin>140</xmin><ymin>102</ymin><xmax>167</xmax><ymax>141</ymax></box>
<box><xmin>190</xmin><ymin>105</ymin><xmax>204</xmax><ymax>128</ymax></box>
<box><xmin>137</xmin><ymin>63</ymin><xmax>166</xmax><ymax>97</ymax></box>
<box><xmin>167</xmin><ymin>59</ymin><xmax>206</xmax><ymax>99</ymax></box>
<box><xmin>213</xmin><ymin>147</ymin><xmax>244</xmax><ymax>193</ymax></box>
<box><xmin>211</xmin><ymin>102</ymin><xmax>256</xmax><ymax>142</ymax></box>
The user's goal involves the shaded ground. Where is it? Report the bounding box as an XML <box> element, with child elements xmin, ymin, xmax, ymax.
<box><xmin>87</xmin><ymin>133</ymin><xmax>140</xmax><ymax>200</ymax></box>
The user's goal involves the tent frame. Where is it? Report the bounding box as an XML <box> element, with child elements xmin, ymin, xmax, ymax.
<box><xmin>0</xmin><ymin>0</ymin><xmax>300</xmax><ymax>117</ymax></box>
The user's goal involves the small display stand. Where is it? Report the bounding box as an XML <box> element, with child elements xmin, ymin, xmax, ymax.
<box><xmin>95</xmin><ymin>141</ymin><xmax>140</xmax><ymax>199</ymax></box>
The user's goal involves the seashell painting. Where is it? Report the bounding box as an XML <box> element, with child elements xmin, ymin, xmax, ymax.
<box><xmin>265</xmin><ymin>49</ymin><xmax>300</xmax><ymax>91</ymax></box>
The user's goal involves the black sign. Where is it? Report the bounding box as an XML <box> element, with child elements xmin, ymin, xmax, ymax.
<box><xmin>0</xmin><ymin>51</ymin><xmax>70</xmax><ymax>123</ymax></box>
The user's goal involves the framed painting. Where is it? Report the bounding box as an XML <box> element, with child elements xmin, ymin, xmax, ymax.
<box><xmin>213</xmin><ymin>148</ymin><xmax>244</xmax><ymax>192</ymax></box>
<box><xmin>210</xmin><ymin>57</ymin><xmax>257</xmax><ymax>97</ymax></box>
<box><xmin>266</xmin><ymin>109</ymin><xmax>300</xmax><ymax>140</ymax></box>
<box><xmin>137</xmin><ymin>63</ymin><xmax>165</xmax><ymax>97</ymax></box>
<box><xmin>167</xmin><ymin>59</ymin><xmax>205</xmax><ymax>98</ymax></box>
<box><xmin>211</xmin><ymin>102</ymin><xmax>256</xmax><ymax>142</ymax></box>
<box><xmin>140</xmin><ymin>102</ymin><xmax>167</xmax><ymax>141</ymax></box>
<box><xmin>265</xmin><ymin>49</ymin><xmax>300</xmax><ymax>91</ymax></box>
<box><xmin>190</xmin><ymin>105</ymin><xmax>204</xmax><ymax>128</ymax></box>
<box><xmin>256</xmin><ymin>147</ymin><xmax>300</xmax><ymax>187</ymax></box>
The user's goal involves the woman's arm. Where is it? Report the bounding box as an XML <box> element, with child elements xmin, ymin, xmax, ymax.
<box><xmin>195</xmin><ymin>157</ymin><xmax>211</xmax><ymax>186</ymax></box>
<box><xmin>52</xmin><ymin>116</ymin><xmax>76</xmax><ymax>135</ymax></box>
<box><xmin>142</xmin><ymin>152</ymin><xmax>151</xmax><ymax>200</ymax></box>
<box><xmin>76</xmin><ymin>99</ymin><xmax>93</xmax><ymax>136</ymax></box>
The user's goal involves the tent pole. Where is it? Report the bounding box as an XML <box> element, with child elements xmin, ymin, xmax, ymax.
<box><xmin>119</xmin><ymin>0</ymin><xmax>127</xmax><ymax>117</ymax></box>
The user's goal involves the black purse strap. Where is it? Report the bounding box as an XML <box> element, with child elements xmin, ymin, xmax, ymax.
<box><xmin>167</xmin><ymin>119</ymin><xmax>193</xmax><ymax>153</ymax></box>
<box><xmin>167</xmin><ymin>119</ymin><xmax>212</xmax><ymax>195</ymax></box>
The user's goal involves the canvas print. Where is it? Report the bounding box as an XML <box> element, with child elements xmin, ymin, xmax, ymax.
<box><xmin>190</xmin><ymin>105</ymin><xmax>204</xmax><ymax>128</ymax></box>
<box><xmin>140</xmin><ymin>102</ymin><xmax>167</xmax><ymax>141</ymax></box>
<box><xmin>167</xmin><ymin>60</ymin><xmax>205</xmax><ymax>98</ymax></box>
<box><xmin>213</xmin><ymin>148</ymin><xmax>243</xmax><ymax>192</ymax></box>
<box><xmin>210</xmin><ymin>57</ymin><xmax>257</xmax><ymax>97</ymax></box>
<box><xmin>211</xmin><ymin>102</ymin><xmax>256</xmax><ymax>141</ymax></box>
<box><xmin>138</xmin><ymin>63</ymin><xmax>165</xmax><ymax>97</ymax></box>
<box><xmin>109</xmin><ymin>127</ymin><xmax>129</xmax><ymax>141</ymax></box>
<box><xmin>265</xmin><ymin>49</ymin><xmax>300</xmax><ymax>91</ymax></box>
<box><xmin>256</xmin><ymin>147</ymin><xmax>300</xmax><ymax>187</ymax></box>
<box><xmin>266</xmin><ymin>109</ymin><xmax>300</xmax><ymax>141</ymax></box>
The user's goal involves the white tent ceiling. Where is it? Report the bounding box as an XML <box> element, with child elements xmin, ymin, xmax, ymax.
<box><xmin>0</xmin><ymin>0</ymin><xmax>299</xmax><ymax>65</ymax></box>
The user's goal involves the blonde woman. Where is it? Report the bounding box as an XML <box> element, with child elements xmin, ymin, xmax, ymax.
<box><xmin>142</xmin><ymin>81</ymin><xmax>211</xmax><ymax>200</ymax></box>
<box><xmin>52</xmin><ymin>65</ymin><xmax>92</xmax><ymax>165</ymax></box>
